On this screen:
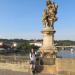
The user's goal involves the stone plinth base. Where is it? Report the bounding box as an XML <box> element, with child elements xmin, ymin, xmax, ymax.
<box><xmin>43</xmin><ymin>58</ymin><xmax>56</xmax><ymax>65</ymax></box>
<box><xmin>41</xmin><ymin>65</ymin><xmax>56</xmax><ymax>75</ymax></box>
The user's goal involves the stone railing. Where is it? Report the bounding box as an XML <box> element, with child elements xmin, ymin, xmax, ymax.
<box><xmin>0</xmin><ymin>55</ymin><xmax>30</xmax><ymax>72</ymax></box>
<box><xmin>0</xmin><ymin>55</ymin><xmax>29</xmax><ymax>64</ymax></box>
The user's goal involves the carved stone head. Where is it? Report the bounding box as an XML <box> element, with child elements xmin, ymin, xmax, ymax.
<box><xmin>46</xmin><ymin>0</ymin><xmax>52</xmax><ymax>6</ymax></box>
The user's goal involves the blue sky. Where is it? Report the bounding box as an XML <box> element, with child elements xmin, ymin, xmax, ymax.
<box><xmin>0</xmin><ymin>0</ymin><xmax>75</xmax><ymax>40</ymax></box>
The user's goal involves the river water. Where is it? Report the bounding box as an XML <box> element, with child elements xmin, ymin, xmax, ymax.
<box><xmin>57</xmin><ymin>50</ymin><xmax>75</xmax><ymax>58</ymax></box>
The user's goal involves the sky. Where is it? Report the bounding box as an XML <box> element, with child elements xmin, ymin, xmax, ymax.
<box><xmin>0</xmin><ymin>0</ymin><xmax>75</xmax><ymax>40</ymax></box>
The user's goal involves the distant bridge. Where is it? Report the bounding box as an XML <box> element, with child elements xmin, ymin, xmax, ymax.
<box><xmin>56</xmin><ymin>46</ymin><xmax>75</xmax><ymax>50</ymax></box>
<box><xmin>56</xmin><ymin>46</ymin><xmax>75</xmax><ymax>48</ymax></box>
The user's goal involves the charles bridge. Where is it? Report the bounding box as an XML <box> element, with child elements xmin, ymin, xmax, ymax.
<box><xmin>0</xmin><ymin>55</ymin><xmax>75</xmax><ymax>75</ymax></box>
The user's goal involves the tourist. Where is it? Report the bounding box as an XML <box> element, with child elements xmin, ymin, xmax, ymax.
<box><xmin>30</xmin><ymin>48</ymin><xmax>36</xmax><ymax>64</ymax></box>
<box><xmin>29</xmin><ymin>48</ymin><xmax>36</xmax><ymax>74</ymax></box>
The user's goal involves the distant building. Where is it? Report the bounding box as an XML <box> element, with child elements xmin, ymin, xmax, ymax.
<box><xmin>0</xmin><ymin>42</ymin><xmax>15</xmax><ymax>49</ymax></box>
<box><xmin>0</xmin><ymin>42</ymin><xmax>9</xmax><ymax>49</ymax></box>
<box><xmin>0</xmin><ymin>42</ymin><xmax>3</xmax><ymax>46</ymax></box>
<box><xmin>30</xmin><ymin>41</ymin><xmax>42</xmax><ymax>47</ymax></box>
<box><xmin>11</xmin><ymin>42</ymin><xmax>17</xmax><ymax>48</ymax></box>
<box><xmin>0</xmin><ymin>42</ymin><xmax>4</xmax><ymax>48</ymax></box>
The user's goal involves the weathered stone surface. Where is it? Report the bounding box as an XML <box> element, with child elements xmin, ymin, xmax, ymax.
<box><xmin>0</xmin><ymin>58</ymin><xmax>75</xmax><ymax>75</ymax></box>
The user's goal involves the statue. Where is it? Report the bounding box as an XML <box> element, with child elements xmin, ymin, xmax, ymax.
<box><xmin>42</xmin><ymin>9</ymin><xmax>49</xmax><ymax>28</ymax></box>
<box><xmin>42</xmin><ymin>0</ymin><xmax>58</xmax><ymax>28</ymax></box>
<box><xmin>40</xmin><ymin>1</ymin><xmax>58</xmax><ymax>73</ymax></box>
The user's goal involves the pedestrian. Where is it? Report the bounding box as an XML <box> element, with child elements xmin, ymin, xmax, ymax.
<box><xmin>29</xmin><ymin>48</ymin><xmax>36</xmax><ymax>74</ymax></box>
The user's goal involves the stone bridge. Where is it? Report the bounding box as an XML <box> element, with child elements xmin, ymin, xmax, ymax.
<box><xmin>0</xmin><ymin>56</ymin><xmax>75</xmax><ymax>75</ymax></box>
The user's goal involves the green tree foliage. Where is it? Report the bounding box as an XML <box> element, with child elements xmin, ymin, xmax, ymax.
<box><xmin>55</xmin><ymin>40</ymin><xmax>75</xmax><ymax>46</ymax></box>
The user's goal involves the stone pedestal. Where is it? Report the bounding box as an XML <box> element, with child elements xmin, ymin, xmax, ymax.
<box><xmin>40</xmin><ymin>27</ymin><xmax>57</xmax><ymax>57</ymax></box>
<box><xmin>40</xmin><ymin>27</ymin><xmax>57</xmax><ymax>74</ymax></box>
<box><xmin>41</xmin><ymin>65</ymin><xmax>57</xmax><ymax>75</ymax></box>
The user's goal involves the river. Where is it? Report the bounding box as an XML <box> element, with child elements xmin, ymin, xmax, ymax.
<box><xmin>57</xmin><ymin>49</ymin><xmax>75</xmax><ymax>58</ymax></box>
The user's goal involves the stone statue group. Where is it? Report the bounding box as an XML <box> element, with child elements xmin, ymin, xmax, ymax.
<box><xmin>42</xmin><ymin>0</ymin><xmax>58</xmax><ymax>28</ymax></box>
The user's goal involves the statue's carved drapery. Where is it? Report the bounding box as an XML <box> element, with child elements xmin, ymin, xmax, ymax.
<box><xmin>42</xmin><ymin>0</ymin><xmax>58</xmax><ymax>28</ymax></box>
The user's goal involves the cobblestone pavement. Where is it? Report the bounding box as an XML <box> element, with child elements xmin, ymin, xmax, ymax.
<box><xmin>0</xmin><ymin>69</ymin><xmax>56</xmax><ymax>75</ymax></box>
<box><xmin>0</xmin><ymin>69</ymin><xmax>30</xmax><ymax>75</ymax></box>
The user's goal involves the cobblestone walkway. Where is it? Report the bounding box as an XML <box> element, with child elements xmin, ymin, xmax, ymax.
<box><xmin>0</xmin><ymin>69</ymin><xmax>56</xmax><ymax>75</ymax></box>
